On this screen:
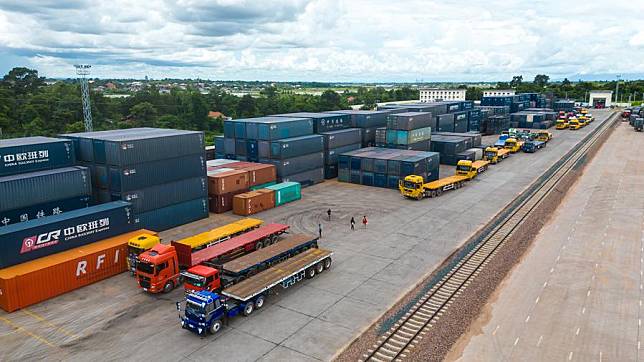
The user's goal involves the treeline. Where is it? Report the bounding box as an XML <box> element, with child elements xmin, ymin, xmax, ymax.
<box><xmin>0</xmin><ymin>67</ymin><xmax>418</xmax><ymax>143</ymax></box>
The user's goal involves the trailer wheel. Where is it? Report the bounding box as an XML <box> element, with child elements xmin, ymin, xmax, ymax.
<box><xmin>255</xmin><ymin>295</ymin><xmax>265</xmax><ymax>309</ymax></box>
<box><xmin>243</xmin><ymin>302</ymin><xmax>254</xmax><ymax>316</ymax></box>
<box><xmin>323</xmin><ymin>257</ymin><xmax>332</xmax><ymax>270</ymax></box>
<box><xmin>436</xmin><ymin>188</ymin><xmax>443</xmax><ymax>196</ymax></box>
<box><xmin>163</xmin><ymin>280</ymin><xmax>174</xmax><ymax>293</ymax></box>
<box><xmin>209</xmin><ymin>319</ymin><xmax>223</xmax><ymax>334</ymax></box>
<box><xmin>306</xmin><ymin>267</ymin><xmax>316</xmax><ymax>279</ymax></box>
<box><xmin>255</xmin><ymin>241</ymin><xmax>263</xmax><ymax>250</ymax></box>
<box><xmin>270</xmin><ymin>235</ymin><xmax>278</xmax><ymax>244</ymax></box>
<box><xmin>316</xmin><ymin>262</ymin><xmax>324</xmax><ymax>274</ymax></box>
<box><xmin>430</xmin><ymin>190</ymin><xmax>437</xmax><ymax>198</ymax></box>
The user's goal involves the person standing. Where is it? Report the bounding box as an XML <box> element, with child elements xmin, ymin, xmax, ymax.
<box><xmin>362</xmin><ymin>215</ymin><xmax>368</xmax><ymax>229</ymax></box>
<box><xmin>327</xmin><ymin>208</ymin><xmax>332</xmax><ymax>221</ymax></box>
<box><xmin>350</xmin><ymin>217</ymin><xmax>355</xmax><ymax>231</ymax></box>
<box><xmin>318</xmin><ymin>223</ymin><xmax>322</xmax><ymax>239</ymax></box>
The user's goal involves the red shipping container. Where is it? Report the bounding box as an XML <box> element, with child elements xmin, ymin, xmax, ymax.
<box><xmin>233</xmin><ymin>189</ymin><xmax>276</xmax><ymax>216</ymax></box>
<box><xmin>209</xmin><ymin>191</ymin><xmax>246</xmax><ymax>213</ymax></box>
<box><xmin>207</xmin><ymin>169</ymin><xmax>249</xmax><ymax>195</ymax></box>
<box><xmin>0</xmin><ymin>229</ymin><xmax>155</xmax><ymax>312</ymax></box>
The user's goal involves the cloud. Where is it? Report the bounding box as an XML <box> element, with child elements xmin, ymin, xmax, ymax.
<box><xmin>0</xmin><ymin>0</ymin><xmax>642</xmax><ymax>81</ymax></box>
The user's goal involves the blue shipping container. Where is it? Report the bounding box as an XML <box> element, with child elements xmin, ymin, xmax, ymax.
<box><xmin>106</xmin><ymin>154</ymin><xmax>206</xmax><ymax>192</ymax></box>
<box><xmin>270</xmin><ymin>135</ymin><xmax>324</xmax><ymax>159</ymax></box>
<box><xmin>111</xmin><ymin>176</ymin><xmax>207</xmax><ymax>213</ymax></box>
<box><xmin>0</xmin><ymin>201</ymin><xmax>136</xmax><ymax>268</ymax></box>
<box><xmin>0</xmin><ymin>137</ymin><xmax>75</xmax><ymax>177</ymax></box>
<box><xmin>134</xmin><ymin>197</ymin><xmax>208</xmax><ymax>232</ymax></box>
<box><xmin>0</xmin><ymin>196</ymin><xmax>91</xmax><ymax>227</ymax></box>
<box><xmin>274</xmin><ymin>112</ymin><xmax>352</xmax><ymax>133</ymax></box>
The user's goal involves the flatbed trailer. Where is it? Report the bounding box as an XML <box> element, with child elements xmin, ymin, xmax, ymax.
<box><xmin>484</xmin><ymin>147</ymin><xmax>510</xmax><ymax>164</ymax></box>
<box><xmin>178</xmin><ymin>248</ymin><xmax>333</xmax><ymax>335</ymax></box>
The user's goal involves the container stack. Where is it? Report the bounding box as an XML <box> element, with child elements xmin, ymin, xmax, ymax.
<box><xmin>206</xmin><ymin>161</ymin><xmax>277</xmax><ymax>214</ymax></box>
<box><xmin>326</xmin><ymin>110</ymin><xmax>395</xmax><ymax>147</ymax></box>
<box><xmin>477</xmin><ymin>106</ymin><xmax>511</xmax><ymax>135</ymax></box>
<box><xmin>481</xmin><ymin>95</ymin><xmax>529</xmax><ymax>113</ymax></box>
<box><xmin>430</xmin><ymin>132</ymin><xmax>482</xmax><ymax>165</ymax></box>
<box><xmin>338</xmin><ymin>147</ymin><xmax>440</xmax><ymax>189</ymax></box>
<box><xmin>553</xmin><ymin>100</ymin><xmax>575</xmax><ymax>112</ymax></box>
<box><xmin>0</xmin><ymin>137</ymin><xmax>91</xmax><ymax>227</ymax></box>
<box><xmin>383</xmin><ymin>112</ymin><xmax>433</xmax><ymax>151</ymax></box>
<box><xmin>61</xmin><ymin>128</ymin><xmax>208</xmax><ymax>231</ymax></box>
<box><xmin>510</xmin><ymin>112</ymin><xmax>556</xmax><ymax>129</ymax></box>
<box><xmin>319</xmin><ymin>128</ymin><xmax>362</xmax><ymax>179</ymax></box>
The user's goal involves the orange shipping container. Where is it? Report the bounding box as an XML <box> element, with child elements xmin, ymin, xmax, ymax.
<box><xmin>0</xmin><ymin>229</ymin><xmax>155</xmax><ymax>313</ymax></box>
<box><xmin>245</xmin><ymin>164</ymin><xmax>277</xmax><ymax>187</ymax></box>
<box><xmin>233</xmin><ymin>189</ymin><xmax>275</xmax><ymax>216</ymax></box>
<box><xmin>208</xmin><ymin>169</ymin><xmax>250</xmax><ymax>195</ymax></box>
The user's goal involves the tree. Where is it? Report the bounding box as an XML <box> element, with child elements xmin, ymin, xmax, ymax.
<box><xmin>319</xmin><ymin>90</ymin><xmax>342</xmax><ymax>111</ymax></box>
<box><xmin>496</xmin><ymin>81</ymin><xmax>510</xmax><ymax>89</ymax></box>
<box><xmin>236</xmin><ymin>94</ymin><xmax>257</xmax><ymax>118</ymax></box>
<box><xmin>465</xmin><ymin>87</ymin><xmax>482</xmax><ymax>100</ymax></box>
<box><xmin>561</xmin><ymin>78</ymin><xmax>571</xmax><ymax>87</ymax></box>
<box><xmin>510</xmin><ymin>75</ymin><xmax>523</xmax><ymax>88</ymax></box>
<box><xmin>129</xmin><ymin>102</ymin><xmax>157</xmax><ymax>127</ymax></box>
<box><xmin>2</xmin><ymin>67</ymin><xmax>45</xmax><ymax>95</ymax></box>
<box><xmin>533</xmin><ymin>74</ymin><xmax>550</xmax><ymax>88</ymax></box>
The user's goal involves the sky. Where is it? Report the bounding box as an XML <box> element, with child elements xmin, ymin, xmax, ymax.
<box><xmin>0</xmin><ymin>0</ymin><xmax>643</xmax><ymax>82</ymax></box>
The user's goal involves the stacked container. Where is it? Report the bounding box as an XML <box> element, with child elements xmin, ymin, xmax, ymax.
<box><xmin>0</xmin><ymin>137</ymin><xmax>91</xmax><ymax>227</ymax></box>
<box><xmin>338</xmin><ymin>147</ymin><xmax>440</xmax><ymax>189</ymax></box>
<box><xmin>206</xmin><ymin>161</ymin><xmax>277</xmax><ymax>213</ymax></box>
<box><xmin>430</xmin><ymin>134</ymin><xmax>481</xmax><ymax>165</ymax></box>
<box><xmin>384</xmin><ymin>112</ymin><xmax>433</xmax><ymax>151</ymax></box>
<box><xmin>61</xmin><ymin>128</ymin><xmax>208</xmax><ymax>231</ymax></box>
<box><xmin>326</xmin><ymin>110</ymin><xmax>400</xmax><ymax>147</ymax></box>
<box><xmin>319</xmin><ymin>128</ymin><xmax>362</xmax><ymax>179</ymax></box>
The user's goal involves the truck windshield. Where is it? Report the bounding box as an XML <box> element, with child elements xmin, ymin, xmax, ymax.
<box><xmin>185</xmin><ymin>301</ymin><xmax>205</xmax><ymax>316</ymax></box>
<box><xmin>485</xmin><ymin>152</ymin><xmax>496</xmax><ymax>159</ymax></box>
<box><xmin>403</xmin><ymin>181</ymin><xmax>418</xmax><ymax>189</ymax></box>
<box><xmin>456</xmin><ymin>165</ymin><xmax>470</xmax><ymax>172</ymax></box>
<box><xmin>184</xmin><ymin>274</ymin><xmax>206</xmax><ymax>288</ymax></box>
<box><xmin>136</xmin><ymin>262</ymin><xmax>154</xmax><ymax>274</ymax></box>
<box><xmin>128</xmin><ymin>247</ymin><xmax>144</xmax><ymax>256</ymax></box>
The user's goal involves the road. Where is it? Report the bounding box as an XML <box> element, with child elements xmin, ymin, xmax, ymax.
<box><xmin>0</xmin><ymin>111</ymin><xmax>613</xmax><ymax>361</ymax></box>
<box><xmin>449</xmin><ymin>120</ymin><xmax>644</xmax><ymax>361</ymax></box>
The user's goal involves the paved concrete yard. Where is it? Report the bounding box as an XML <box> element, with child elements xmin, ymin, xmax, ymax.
<box><xmin>449</xmin><ymin>120</ymin><xmax>643</xmax><ymax>361</ymax></box>
<box><xmin>0</xmin><ymin>111</ymin><xmax>613</xmax><ymax>361</ymax></box>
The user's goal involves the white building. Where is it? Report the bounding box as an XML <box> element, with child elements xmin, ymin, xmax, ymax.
<box><xmin>588</xmin><ymin>91</ymin><xmax>613</xmax><ymax>108</ymax></box>
<box><xmin>419</xmin><ymin>89</ymin><xmax>466</xmax><ymax>102</ymax></box>
<box><xmin>483</xmin><ymin>89</ymin><xmax>516</xmax><ymax>97</ymax></box>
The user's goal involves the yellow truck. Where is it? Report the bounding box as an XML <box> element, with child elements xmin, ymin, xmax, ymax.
<box><xmin>484</xmin><ymin>146</ymin><xmax>510</xmax><ymax>164</ymax></box>
<box><xmin>577</xmin><ymin>115</ymin><xmax>588</xmax><ymax>126</ymax></box>
<box><xmin>504</xmin><ymin>138</ymin><xmax>523</xmax><ymax>153</ymax></box>
<box><xmin>399</xmin><ymin>160</ymin><xmax>490</xmax><ymax>199</ymax></box>
<box><xmin>128</xmin><ymin>233</ymin><xmax>161</xmax><ymax>275</ymax></box>
<box><xmin>535</xmin><ymin>130</ymin><xmax>553</xmax><ymax>143</ymax></box>
<box><xmin>568</xmin><ymin>118</ymin><xmax>582</xmax><ymax>130</ymax></box>
<box><xmin>556</xmin><ymin>118</ymin><xmax>569</xmax><ymax>129</ymax></box>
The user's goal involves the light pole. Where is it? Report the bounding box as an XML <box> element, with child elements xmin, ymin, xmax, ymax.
<box><xmin>614</xmin><ymin>74</ymin><xmax>621</xmax><ymax>105</ymax></box>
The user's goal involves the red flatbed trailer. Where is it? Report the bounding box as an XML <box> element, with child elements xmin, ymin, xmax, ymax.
<box><xmin>172</xmin><ymin>223</ymin><xmax>289</xmax><ymax>268</ymax></box>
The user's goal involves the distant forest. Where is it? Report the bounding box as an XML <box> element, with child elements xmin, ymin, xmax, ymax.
<box><xmin>1</xmin><ymin>67</ymin><xmax>642</xmax><ymax>144</ymax></box>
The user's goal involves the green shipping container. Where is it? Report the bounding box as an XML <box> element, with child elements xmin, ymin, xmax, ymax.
<box><xmin>250</xmin><ymin>181</ymin><xmax>277</xmax><ymax>191</ymax></box>
<box><xmin>265</xmin><ymin>182</ymin><xmax>301</xmax><ymax>206</ymax></box>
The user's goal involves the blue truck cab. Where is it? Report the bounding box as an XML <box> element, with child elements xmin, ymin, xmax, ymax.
<box><xmin>521</xmin><ymin>140</ymin><xmax>545</xmax><ymax>153</ymax></box>
<box><xmin>494</xmin><ymin>134</ymin><xmax>509</xmax><ymax>147</ymax></box>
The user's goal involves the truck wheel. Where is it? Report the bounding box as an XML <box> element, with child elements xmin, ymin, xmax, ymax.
<box><xmin>436</xmin><ymin>189</ymin><xmax>443</xmax><ymax>196</ymax></box>
<box><xmin>209</xmin><ymin>319</ymin><xmax>223</xmax><ymax>334</ymax></box>
<box><xmin>430</xmin><ymin>190</ymin><xmax>437</xmax><ymax>198</ymax></box>
<box><xmin>270</xmin><ymin>235</ymin><xmax>278</xmax><ymax>244</ymax></box>
<box><xmin>243</xmin><ymin>302</ymin><xmax>254</xmax><ymax>316</ymax></box>
<box><xmin>255</xmin><ymin>295</ymin><xmax>265</xmax><ymax>309</ymax></box>
<box><xmin>163</xmin><ymin>280</ymin><xmax>174</xmax><ymax>293</ymax></box>
<box><xmin>316</xmin><ymin>262</ymin><xmax>324</xmax><ymax>274</ymax></box>
<box><xmin>306</xmin><ymin>267</ymin><xmax>316</xmax><ymax>279</ymax></box>
<box><xmin>323</xmin><ymin>257</ymin><xmax>332</xmax><ymax>270</ymax></box>
<box><xmin>255</xmin><ymin>241</ymin><xmax>263</xmax><ymax>250</ymax></box>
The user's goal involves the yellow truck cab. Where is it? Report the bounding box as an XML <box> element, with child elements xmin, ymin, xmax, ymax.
<box><xmin>577</xmin><ymin>115</ymin><xmax>588</xmax><ymax>126</ymax></box>
<box><xmin>456</xmin><ymin>159</ymin><xmax>490</xmax><ymax>179</ymax></box>
<box><xmin>580</xmin><ymin>108</ymin><xmax>589</xmax><ymax>114</ymax></box>
<box><xmin>504</xmin><ymin>138</ymin><xmax>523</xmax><ymax>153</ymax></box>
<box><xmin>128</xmin><ymin>233</ymin><xmax>161</xmax><ymax>275</ymax></box>
<box><xmin>399</xmin><ymin>175</ymin><xmax>426</xmax><ymax>200</ymax></box>
<box><xmin>535</xmin><ymin>130</ymin><xmax>553</xmax><ymax>143</ymax></box>
<box><xmin>484</xmin><ymin>146</ymin><xmax>510</xmax><ymax>164</ymax></box>
<box><xmin>568</xmin><ymin>118</ymin><xmax>581</xmax><ymax>130</ymax></box>
<box><xmin>399</xmin><ymin>160</ymin><xmax>490</xmax><ymax>200</ymax></box>
<box><xmin>556</xmin><ymin>118</ymin><xmax>569</xmax><ymax>129</ymax></box>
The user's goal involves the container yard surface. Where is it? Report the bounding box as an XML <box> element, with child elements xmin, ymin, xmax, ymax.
<box><xmin>0</xmin><ymin>111</ymin><xmax>613</xmax><ymax>361</ymax></box>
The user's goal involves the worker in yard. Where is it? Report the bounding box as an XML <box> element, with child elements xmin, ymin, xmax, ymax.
<box><xmin>318</xmin><ymin>223</ymin><xmax>322</xmax><ymax>239</ymax></box>
<box><xmin>350</xmin><ymin>217</ymin><xmax>355</xmax><ymax>231</ymax></box>
<box><xmin>327</xmin><ymin>208</ymin><xmax>332</xmax><ymax>221</ymax></box>
<box><xmin>362</xmin><ymin>216</ymin><xmax>368</xmax><ymax>229</ymax></box>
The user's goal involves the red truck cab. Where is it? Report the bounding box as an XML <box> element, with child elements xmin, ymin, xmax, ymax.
<box><xmin>183</xmin><ymin>265</ymin><xmax>221</xmax><ymax>293</ymax></box>
<box><xmin>136</xmin><ymin>244</ymin><xmax>182</xmax><ymax>293</ymax></box>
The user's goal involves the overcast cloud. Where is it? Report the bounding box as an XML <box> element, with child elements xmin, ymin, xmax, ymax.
<box><xmin>0</xmin><ymin>0</ymin><xmax>642</xmax><ymax>81</ymax></box>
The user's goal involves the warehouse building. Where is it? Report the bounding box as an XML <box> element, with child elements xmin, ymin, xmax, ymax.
<box><xmin>419</xmin><ymin>89</ymin><xmax>466</xmax><ymax>102</ymax></box>
<box><xmin>588</xmin><ymin>90</ymin><xmax>613</xmax><ymax>108</ymax></box>
<box><xmin>483</xmin><ymin>89</ymin><xmax>516</xmax><ymax>97</ymax></box>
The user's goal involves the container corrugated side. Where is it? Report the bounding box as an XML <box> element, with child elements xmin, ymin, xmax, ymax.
<box><xmin>263</xmin><ymin>152</ymin><xmax>324</xmax><ymax>177</ymax></box>
<box><xmin>207</xmin><ymin>170</ymin><xmax>250</xmax><ymax>195</ymax></box>
<box><xmin>232</xmin><ymin>190</ymin><xmax>275</xmax><ymax>216</ymax></box>
<box><xmin>0</xmin><ymin>137</ymin><xmax>75</xmax><ymax>177</ymax></box>
<box><xmin>134</xmin><ymin>197</ymin><xmax>208</xmax><ymax>232</ymax></box>
<box><xmin>320</xmin><ymin>128</ymin><xmax>362</xmax><ymax>149</ymax></box>
<box><xmin>281</xmin><ymin>168</ymin><xmax>324</xmax><ymax>186</ymax></box>
<box><xmin>266</xmin><ymin>182</ymin><xmax>301</xmax><ymax>206</ymax></box>
<box><xmin>99</xmin><ymin>130</ymin><xmax>205</xmax><ymax>166</ymax></box>
<box><xmin>325</xmin><ymin>143</ymin><xmax>362</xmax><ymax>165</ymax></box>
<box><xmin>0</xmin><ymin>201</ymin><xmax>137</xmax><ymax>269</ymax></box>
<box><xmin>112</xmin><ymin>176</ymin><xmax>207</xmax><ymax>213</ymax></box>
<box><xmin>0</xmin><ymin>229</ymin><xmax>154</xmax><ymax>312</ymax></box>
<box><xmin>269</xmin><ymin>135</ymin><xmax>324</xmax><ymax>159</ymax></box>
<box><xmin>257</xmin><ymin>118</ymin><xmax>313</xmax><ymax>141</ymax></box>
<box><xmin>1</xmin><ymin>196</ymin><xmax>91</xmax><ymax>227</ymax></box>
<box><xmin>106</xmin><ymin>154</ymin><xmax>206</xmax><ymax>192</ymax></box>
<box><xmin>0</xmin><ymin>166</ymin><xmax>92</xmax><ymax>212</ymax></box>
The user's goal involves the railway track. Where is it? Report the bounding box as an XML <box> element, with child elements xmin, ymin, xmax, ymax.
<box><xmin>361</xmin><ymin>113</ymin><xmax>619</xmax><ymax>362</ymax></box>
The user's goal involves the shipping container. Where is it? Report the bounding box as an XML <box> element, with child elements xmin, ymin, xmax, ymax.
<box><xmin>263</xmin><ymin>152</ymin><xmax>324</xmax><ymax>177</ymax></box>
<box><xmin>0</xmin><ymin>201</ymin><xmax>137</xmax><ymax>269</ymax></box>
<box><xmin>209</xmin><ymin>191</ymin><xmax>244</xmax><ymax>214</ymax></box>
<box><xmin>320</xmin><ymin>128</ymin><xmax>362</xmax><ymax>149</ymax></box>
<box><xmin>206</xmin><ymin>159</ymin><xmax>239</xmax><ymax>168</ymax></box>
<box><xmin>324</xmin><ymin>164</ymin><xmax>338</xmax><ymax>179</ymax></box>
<box><xmin>0</xmin><ymin>166</ymin><xmax>91</xmax><ymax>213</ymax></box>
<box><xmin>208</xmin><ymin>169</ymin><xmax>250</xmax><ymax>195</ymax></box>
<box><xmin>104</xmin><ymin>154</ymin><xmax>206</xmax><ymax>192</ymax></box>
<box><xmin>361</xmin><ymin>126</ymin><xmax>380</xmax><ymax>147</ymax></box>
<box><xmin>432</xmin><ymin>132</ymin><xmax>482</xmax><ymax>147</ymax></box>
<box><xmin>249</xmin><ymin>181</ymin><xmax>277</xmax><ymax>191</ymax></box>
<box><xmin>386</xmin><ymin>112</ymin><xmax>433</xmax><ymax>130</ymax></box>
<box><xmin>214</xmin><ymin>136</ymin><xmax>225</xmax><ymax>155</ymax></box>
<box><xmin>326</xmin><ymin>110</ymin><xmax>391</xmax><ymax>128</ymax></box>
<box><xmin>134</xmin><ymin>197</ymin><xmax>208</xmax><ymax>232</ymax></box>
<box><xmin>111</xmin><ymin>176</ymin><xmax>207</xmax><ymax>213</ymax></box>
<box><xmin>224</xmin><ymin>137</ymin><xmax>236</xmax><ymax>155</ymax></box>
<box><xmin>385</xmin><ymin>127</ymin><xmax>431</xmax><ymax>145</ymax></box>
<box><xmin>325</xmin><ymin>143</ymin><xmax>362</xmax><ymax>165</ymax></box>
<box><xmin>270</xmin><ymin>135</ymin><xmax>324</xmax><ymax>159</ymax></box>
<box><xmin>381</xmin><ymin>139</ymin><xmax>431</xmax><ymax>151</ymax></box>
<box><xmin>266</xmin><ymin>182</ymin><xmax>302</xmax><ymax>206</ymax></box>
<box><xmin>1</xmin><ymin>196</ymin><xmax>91</xmax><ymax>227</ymax></box>
<box><xmin>232</xmin><ymin>189</ymin><xmax>275</xmax><ymax>216</ymax></box>
<box><xmin>228</xmin><ymin>117</ymin><xmax>313</xmax><ymax>141</ymax></box>
<box><xmin>281</xmin><ymin>168</ymin><xmax>324</xmax><ymax>186</ymax></box>
<box><xmin>0</xmin><ymin>136</ymin><xmax>75</xmax><ymax>177</ymax></box>
<box><xmin>63</xmin><ymin>128</ymin><xmax>153</xmax><ymax>162</ymax></box>
<box><xmin>437</xmin><ymin>113</ymin><xmax>455</xmax><ymax>132</ymax></box>
<box><xmin>273</xmin><ymin>112</ymin><xmax>352</xmax><ymax>133</ymax></box>
<box><xmin>0</xmin><ymin>229</ymin><xmax>154</xmax><ymax>312</ymax></box>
